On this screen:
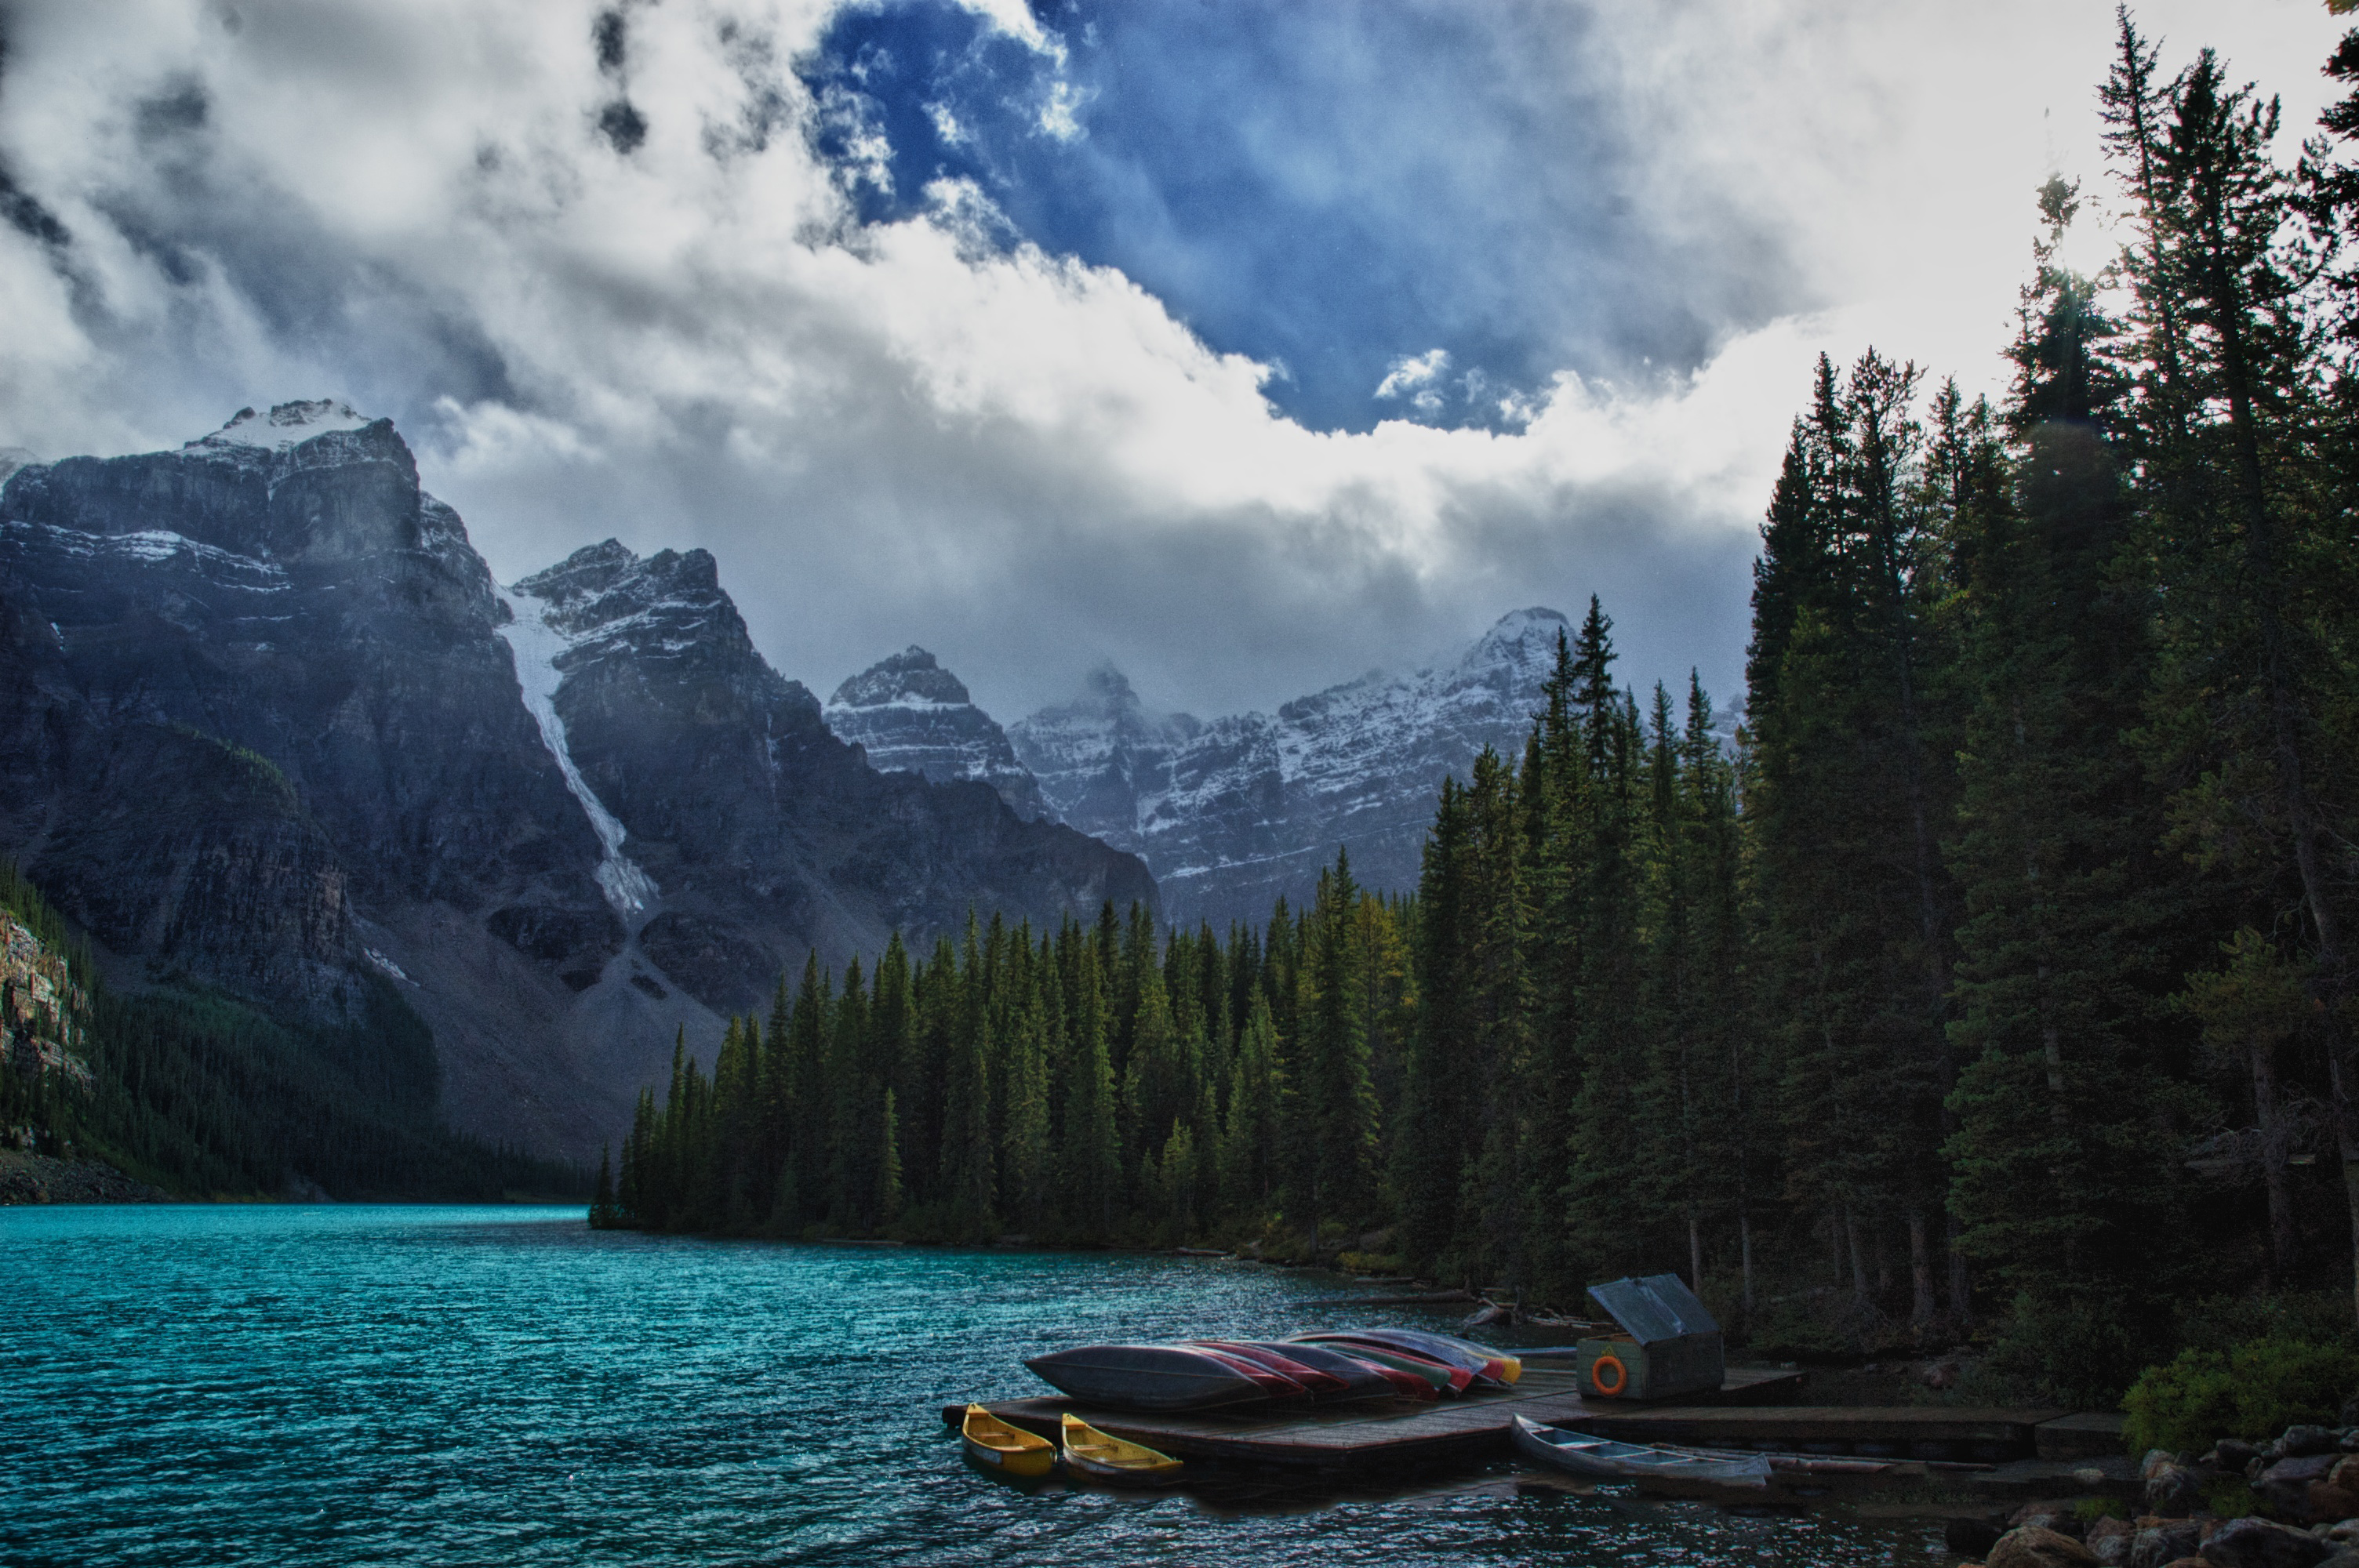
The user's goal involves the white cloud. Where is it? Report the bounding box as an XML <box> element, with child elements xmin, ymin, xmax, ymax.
<box><xmin>0</xmin><ymin>0</ymin><xmax>2345</xmax><ymax>722</ymax></box>
<box><xmin>1374</xmin><ymin>348</ymin><xmax>1451</xmax><ymax>414</ymax></box>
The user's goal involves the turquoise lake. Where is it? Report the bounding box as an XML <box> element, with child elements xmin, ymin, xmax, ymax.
<box><xmin>2</xmin><ymin>1205</ymin><xmax>1952</xmax><ymax>1566</ymax></box>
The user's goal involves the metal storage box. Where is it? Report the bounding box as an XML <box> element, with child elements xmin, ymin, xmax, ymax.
<box><xmin>1576</xmin><ymin>1274</ymin><xmax>1725</xmax><ymax>1401</ymax></box>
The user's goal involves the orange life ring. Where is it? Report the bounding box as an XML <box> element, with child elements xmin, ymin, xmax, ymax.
<box><xmin>1590</xmin><ymin>1352</ymin><xmax>1628</xmax><ymax>1397</ymax></box>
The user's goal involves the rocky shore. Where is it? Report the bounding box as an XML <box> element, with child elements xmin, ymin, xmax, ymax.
<box><xmin>1953</xmin><ymin>1421</ymin><xmax>2359</xmax><ymax>1568</ymax></box>
<box><xmin>0</xmin><ymin>1152</ymin><xmax>168</xmax><ymax>1204</ymax></box>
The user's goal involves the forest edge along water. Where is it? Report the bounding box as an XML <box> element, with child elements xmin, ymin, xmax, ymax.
<box><xmin>2</xmin><ymin>1203</ymin><xmax>1982</xmax><ymax>1567</ymax></box>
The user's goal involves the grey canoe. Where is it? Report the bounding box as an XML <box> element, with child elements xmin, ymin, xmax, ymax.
<box><xmin>1025</xmin><ymin>1344</ymin><xmax>1274</xmax><ymax>1412</ymax></box>
<box><xmin>1510</xmin><ymin>1416</ymin><xmax>1772</xmax><ymax>1486</ymax></box>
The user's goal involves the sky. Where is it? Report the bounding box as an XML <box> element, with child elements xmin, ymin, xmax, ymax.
<box><xmin>0</xmin><ymin>0</ymin><xmax>2347</xmax><ymax>722</ymax></box>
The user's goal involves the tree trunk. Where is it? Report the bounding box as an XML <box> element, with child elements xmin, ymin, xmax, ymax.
<box><xmin>1907</xmin><ymin>1207</ymin><xmax>1936</xmax><ymax>1327</ymax></box>
<box><xmin>1739</xmin><ymin>1211</ymin><xmax>1757</xmax><ymax>1323</ymax></box>
<box><xmin>2252</xmin><ymin>1033</ymin><xmax>2297</xmax><ymax>1280</ymax></box>
<box><xmin>1845</xmin><ymin>1200</ymin><xmax>1870</xmax><ymax>1304</ymax></box>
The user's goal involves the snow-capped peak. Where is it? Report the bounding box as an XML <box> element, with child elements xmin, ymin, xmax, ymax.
<box><xmin>830</xmin><ymin>646</ymin><xmax>972</xmax><ymax>710</ymax></box>
<box><xmin>1459</xmin><ymin>605</ymin><xmax>1570</xmax><ymax>675</ymax></box>
<box><xmin>197</xmin><ymin>400</ymin><xmax>375</xmax><ymax>452</ymax></box>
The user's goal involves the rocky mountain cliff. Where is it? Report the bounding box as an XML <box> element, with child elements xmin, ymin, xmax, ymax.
<box><xmin>1015</xmin><ymin>609</ymin><xmax>1569</xmax><ymax>927</ymax></box>
<box><xmin>0</xmin><ymin>402</ymin><xmax>1151</xmax><ymax>1163</ymax></box>
<box><xmin>823</xmin><ymin>647</ymin><xmax>1045</xmax><ymax>816</ymax></box>
<box><xmin>823</xmin><ymin>610</ymin><xmax>1569</xmax><ymax>930</ymax></box>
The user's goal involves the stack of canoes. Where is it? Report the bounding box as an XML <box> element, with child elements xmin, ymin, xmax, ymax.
<box><xmin>1022</xmin><ymin>1328</ymin><xmax>1521</xmax><ymax>1414</ymax></box>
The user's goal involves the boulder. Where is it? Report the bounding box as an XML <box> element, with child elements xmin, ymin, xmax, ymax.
<box><xmin>2261</xmin><ymin>1456</ymin><xmax>2343</xmax><ymax>1522</ymax></box>
<box><xmin>2311</xmin><ymin>1483</ymin><xmax>2359</xmax><ymax>1525</ymax></box>
<box><xmin>2146</xmin><ymin>1460</ymin><xmax>2208</xmax><ymax>1518</ymax></box>
<box><xmin>2012</xmin><ymin>1501</ymin><xmax>2089</xmax><ymax>1539</ymax></box>
<box><xmin>2090</xmin><ymin>1518</ymin><xmax>2136</xmax><ymax>1566</ymax></box>
<box><xmin>2211</xmin><ymin>1442</ymin><xmax>2263</xmax><ymax>1472</ymax></box>
<box><xmin>2287</xmin><ymin>1429</ymin><xmax>2341</xmax><ymax>1460</ymax></box>
<box><xmin>2198</xmin><ymin>1515</ymin><xmax>2333</xmax><ymax>1568</ymax></box>
<box><xmin>1988</xmin><ymin>1526</ymin><xmax>2100</xmax><ymax>1568</ymax></box>
<box><xmin>2130</xmin><ymin>1523</ymin><xmax>2207</xmax><ymax>1568</ymax></box>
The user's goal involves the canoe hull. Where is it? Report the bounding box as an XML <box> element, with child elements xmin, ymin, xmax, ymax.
<box><xmin>963</xmin><ymin>1432</ymin><xmax>1056</xmax><ymax>1478</ymax></box>
<box><xmin>961</xmin><ymin>1404</ymin><xmax>1057</xmax><ymax>1479</ymax></box>
<box><xmin>1060</xmin><ymin>1414</ymin><xmax>1185</xmax><ymax>1487</ymax></box>
<box><xmin>1026</xmin><ymin>1345</ymin><xmax>1273</xmax><ymax>1412</ymax></box>
<box><xmin>1223</xmin><ymin>1341</ymin><xmax>1401</xmax><ymax>1403</ymax></box>
<box><xmin>1510</xmin><ymin>1416</ymin><xmax>1769</xmax><ymax>1487</ymax></box>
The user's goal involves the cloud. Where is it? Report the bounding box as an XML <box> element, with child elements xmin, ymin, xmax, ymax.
<box><xmin>1374</xmin><ymin>349</ymin><xmax>1451</xmax><ymax>416</ymax></box>
<box><xmin>0</xmin><ymin>0</ymin><xmax>2346</xmax><ymax>727</ymax></box>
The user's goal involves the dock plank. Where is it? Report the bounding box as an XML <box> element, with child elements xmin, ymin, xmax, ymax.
<box><xmin>1568</xmin><ymin>1405</ymin><xmax>2069</xmax><ymax>1450</ymax></box>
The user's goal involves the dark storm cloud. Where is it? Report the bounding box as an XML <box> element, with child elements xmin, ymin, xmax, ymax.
<box><xmin>0</xmin><ymin>14</ymin><xmax>68</xmax><ymax>249</ymax></box>
<box><xmin>1</xmin><ymin>1</ymin><xmax>2339</xmax><ymax>724</ymax></box>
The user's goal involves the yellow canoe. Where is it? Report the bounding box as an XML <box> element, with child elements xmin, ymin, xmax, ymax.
<box><xmin>961</xmin><ymin>1403</ymin><xmax>1056</xmax><ymax>1478</ymax></box>
<box><xmin>1060</xmin><ymin>1411</ymin><xmax>1184</xmax><ymax>1486</ymax></box>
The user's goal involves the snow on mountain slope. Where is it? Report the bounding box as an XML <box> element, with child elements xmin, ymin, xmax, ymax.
<box><xmin>1009</xmin><ymin>608</ymin><xmax>1570</xmax><ymax>928</ymax></box>
<box><xmin>823</xmin><ymin>647</ymin><xmax>1045</xmax><ymax>817</ymax></box>
<box><xmin>496</xmin><ymin>588</ymin><xmax>659</xmax><ymax>922</ymax></box>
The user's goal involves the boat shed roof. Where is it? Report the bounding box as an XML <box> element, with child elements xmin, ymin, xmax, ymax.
<box><xmin>1586</xmin><ymin>1274</ymin><xmax>1718</xmax><ymax>1346</ymax></box>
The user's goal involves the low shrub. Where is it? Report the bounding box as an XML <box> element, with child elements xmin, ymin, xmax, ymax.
<box><xmin>1983</xmin><ymin>1292</ymin><xmax>2154</xmax><ymax>1409</ymax></box>
<box><xmin>2121</xmin><ymin>1337</ymin><xmax>2359</xmax><ymax>1457</ymax></box>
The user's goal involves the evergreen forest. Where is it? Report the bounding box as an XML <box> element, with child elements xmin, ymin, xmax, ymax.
<box><xmin>602</xmin><ymin>15</ymin><xmax>2359</xmax><ymax>1401</ymax></box>
<box><xmin>1</xmin><ymin>862</ymin><xmax>584</xmax><ymax>1202</ymax></box>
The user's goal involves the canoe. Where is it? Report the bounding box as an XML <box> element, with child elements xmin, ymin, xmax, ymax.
<box><xmin>1024</xmin><ymin>1344</ymin><xmax>1276</xmax><ymax>1412</ymax></box>
<box><xmin>1290</xmin><ymin>1328</ymin><xmax>1515</xmax><ymax>1388</ymax></box>
<box><xmin>1184</xmin><ymin>1341</ymin><xmax>1352</xmax><ymax>1399</ymax></box>
<box><xmin>1221</xmin><ymin>1340</ymin><xmax>1405</xmax><ymax>1403</ymax></box>
<box><xmin>961</xmin><ymin>1403</ymin><xmax>1057</xmax><ymax>1478</ymax></box>
<box><xmin>1060</xmin><ymin>1412</ymin><xmax>1184</xmax><ymax>1486</ymax></box>
<box><xmin>1327</xmin><ymin>1327</ymin><xmax>1523</xmax><ymax>1386</ymax></box>
<box><xmin>1510</xmin><ymin>1415</ymin><xmax>1769</xmax><ymax>1487</ymax></box>
<box><xmin>1183</xmin><ymin>1345</ymin><xmax>1312</xmax><ymax>1400</ymax></box>
<box><xmin>1287</xmin><ymin>1338</ymin><xmax>1473</xmax><ymax>1395</ymax></box>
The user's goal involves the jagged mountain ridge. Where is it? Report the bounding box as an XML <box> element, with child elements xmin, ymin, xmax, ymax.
<box><xmin>0</xmin><ymin>402</ymin><xmax>1153</xmax><ymax>1163</ymax></box>
<box><xmin>823</xmin><ymin>647</ymin><xmax>1045</xmax><ymax>817</ymax></box>
<box><xmin>820</xmin><ymin>609</ymin><xmax>1571</xmax><ymax>929</ymax></box>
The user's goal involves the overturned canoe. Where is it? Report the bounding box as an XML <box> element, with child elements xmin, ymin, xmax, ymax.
<box><xmin>1060</xmin><ymin>1412</ymin><xmax>1184</xmax><ymax>1486</ymax></box>
<box><xmin>1510</xmin><ymin>1415</ymin><xmax>1769</xmax><ymax>1487</ymax></box>
<box><xmin>1331</xmin><ymin>1327</ymin><xmax>1522</xmax><ymax>1387</ymax></box>
<box><xmin>962</xmin><ymin>1403</ymin><xmax>1056</xmax><ymax>1478</ymax></box>
<box><xmin>1292</xmin><ymin>1330</ymin><xmax>1510</xmax><ymax>1386</ymax></box>
<box><xmin>1286</xmin><ymin>1336</ymin><xmax>1474</xmax><ymax>1395</ymax></box>
<box><xmin>1219</xmin><ymin>1340</ymin><xmax>1405</xmax><ymax>1403</ymax></box>
<box><xmin>1024</xmin><ymin>1344</ymin><xmax>1278</xmax><ymax>1412</ymax></box>
<box><xmin>1183</xmin><ymin>1341</ymin><xmax>1353</xmax><ymax>1399</ymax></box>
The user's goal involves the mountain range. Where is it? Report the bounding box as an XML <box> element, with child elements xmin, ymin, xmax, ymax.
<box><xmin>0</xmin><ymin>402</ymin><xmax>1150</xmax><ymax>1163</ymax></box>
<box><xmin>823</xmin><ymin>607</ymin><xmax>1572</xmax><ymax>928</ymax></box>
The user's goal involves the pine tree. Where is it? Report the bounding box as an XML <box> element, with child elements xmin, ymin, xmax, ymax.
<box><xmin>1943</xmin><ymin>177</ymin><xmax>2189</xmax><ymax>1360</ymax></box>
<box><xmin>1000</xmin><ymin>975</ymin><xmax>1052</xmax><ymax>1236</ymax></box>
<box><xmin>1299</xmin><ymin>852</ymin><xmax>1381</xmax><ymax>1247</ymax></box>
<box><xmin>1062</xmin><ymin>939</ymin><xmax>1121</xmax><ymax>1237</ymax></box>
<box><xmin>2110</xmin><ymin>16</ymin><xmax>2359</xmax><ymax>1313</ymax></box>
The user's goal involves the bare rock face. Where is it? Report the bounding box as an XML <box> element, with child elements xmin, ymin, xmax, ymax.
<box><xmin>0</xmin><ymin>404</ymin><xmax>1154</xmax><ymax>1161</ymax></box>
<box><xmin>823</xmin><ymin>647</ymin><xmax>1046</xmax><ymax>818</ymax></box>
<box><xmin>511</xmin><ymin>543</ymin><xmax>1151</xmax><ymax>1016</ymax></box>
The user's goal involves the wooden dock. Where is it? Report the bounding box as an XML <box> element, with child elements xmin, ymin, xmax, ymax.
<box><xmin>1565</xmin><ymin>1403</ymin><xmax>2077</xmax><ymax>1463</ymax></box>
<box><xmin>943</xmin><ymin>1365</ymin><xmax>1805</xmax><ymax>1475</ymax></box>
